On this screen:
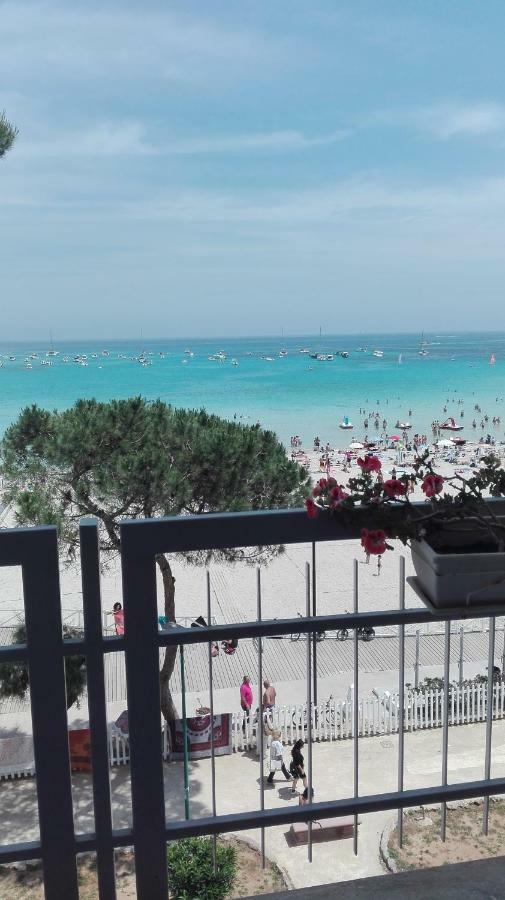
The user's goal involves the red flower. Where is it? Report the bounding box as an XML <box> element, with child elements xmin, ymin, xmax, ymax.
<box><xmin>357</xmin><ymin>455</ymin><xmax>382</xmax><ymax>473</ymax></box>
<box><xmin>422</xmin><ymin>474</ymin><xmax>444</xmax><ymax>498</ymax></box>
<box><xmin>361</xmin><ymin>528</ymin><xmax>386</xmax><ymax>555</ymax></box>
<box><xmin>383</xmin><ymin>478</ymin><xmax>407</xmax><ymax>498</ymax></box>
<box><xmin>305</xmin><ymin>497</ymin><xmax>318</xmax><ymax>519</ymax></box>
<box><xmin>329</xmin><ymin>484</ymin><xmax>348</xmax><ymax>508</ymax></box>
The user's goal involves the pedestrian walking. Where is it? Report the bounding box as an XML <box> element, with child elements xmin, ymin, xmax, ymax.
<box><xmin>262</xmin><ymin>679</ymin><xmax>276</xmax><ymax>710</ymax></box>
<box><xmin>290</xmin><ymin>739</ymin><xmax>307</xmax><ymax>794</ymax></box>
<box><xmin>240</xmin><ymin>675</ymin><xmax>253</xmax><ymax>731</ymax></box>
<box><xmin>266</xmin><ymin>730</ymin><xmax>291</xmax><ymax>784</ymax></box>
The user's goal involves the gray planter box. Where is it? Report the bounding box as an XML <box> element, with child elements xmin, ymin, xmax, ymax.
<box><xmin>411</xmin><ymin>537</ymin><xmax>505</xmax><ymax>609</ymax></box>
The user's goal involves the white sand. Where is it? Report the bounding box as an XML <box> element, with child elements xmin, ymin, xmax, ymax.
<box><xmin>1</xmin><ymin>438</ymin><xmax>502</xmax><ymax>633</ymax></box>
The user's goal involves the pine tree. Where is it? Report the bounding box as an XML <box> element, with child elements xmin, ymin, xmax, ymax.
<box><xmin>1</xmin><ymin>398</ymin><xmax>310</xmax><ymax>719</ymax></box>
<box><xmin>0</xmin><ymin>112</ymin><xmax>18</xmax><ymax>158</ymax></box>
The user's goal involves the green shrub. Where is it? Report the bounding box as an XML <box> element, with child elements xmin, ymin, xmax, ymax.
<box><xmin>167</xmin><ymin>838</ymin><xmax>236</xmax><ymax>899</ymax></box>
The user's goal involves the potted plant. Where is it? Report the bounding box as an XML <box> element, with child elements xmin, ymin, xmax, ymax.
<box><xmin>305</xmin><ymin>451</ymin><xmax>505</xmax><ymax>610</ymax></box>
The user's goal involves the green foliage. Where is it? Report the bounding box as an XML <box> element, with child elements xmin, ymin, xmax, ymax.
<box><xmin>0</xmin><ymin>112</ymin><xmax>18</xmax><ymax>159</ymax></box>
<box><xmin>1</xmin><ymin>398</ymin><xmax>310</xmax><ymax>561</ymax></box>
<box><xmin>0</xmin><ymin>624</ymin><xmax>87</xmax><ymax>709</ymax></box>
<box><xmin>167</xmin><ymin>838</ymin><xmax>236</xmax><ymax>899</ymax></box>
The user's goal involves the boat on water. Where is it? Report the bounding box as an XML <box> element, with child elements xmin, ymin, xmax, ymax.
<box><xmin>419</xmin><ymin>332</ymin><xmax>429</xmax><ymax>356</ymax></box>
<box><xmin>299</xmin><ymin>348</ymin><xmax>310</xmax><ymax>354</ymax></box>
<box><xmin>231</xmin><ymin>358</ymin><xmax>238</xmax><ymax>366</ymax></box>
<box><xmin>372</xmin><ymin>350</ymin><xmax>383</xmax><ymax>358</ymax></box>
<box><xmin>440</xmin><ymin>417</ymin><xmax>464</xmax><ymax>431</ymax></box>
<box><xmin>339</xmin><ymin>351</ymin><xmax>349</xmax><ymax>358</ymax></box>
<box><xmin>279</xmin><ymin>349</ymin><xmax>288</xmax><ymax>357</ymax></box>
<box><xmin>398</xmin><ymin>353</ymin><xmax>402</xmax><ymax>364</ymax></box>
<box><xmin>339</xmin><ymin>416</ymin><xmax>353</xmax><ymax>430</ymax></box>
<box><xmin>184</xmin><ymin>349</ymin><xmax>194</xmax><ymax>356</ymax></box>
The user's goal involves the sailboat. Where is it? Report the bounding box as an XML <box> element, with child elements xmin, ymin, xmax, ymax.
<box><xmin>398</xmin><ymin>353</ymin><xmax>402</xmax><ymax>365</ymax></box>
<box><xmin>490</xmin><ymin>353</ymin><xmax>496</xmax><ymax>365</ymax></box>
<box><xmin>419</xmin><ymin>332</ymin><xmax>429</xmax><ymax>357</ymax></box>
<box><xmin>47</xmin><ymin>330</ymin><xmax>59</xmax><ymax>356</ymax></box>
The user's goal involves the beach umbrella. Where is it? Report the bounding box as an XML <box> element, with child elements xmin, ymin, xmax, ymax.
<box><xmin>389</xmin><ymin>435</ymin><xmax>401</xmax><ymax>441</ymax></box>
<box><xmin>349</xmin><ymin>442</ymin><xmax>364</xmax><ymax>449</ymax></box>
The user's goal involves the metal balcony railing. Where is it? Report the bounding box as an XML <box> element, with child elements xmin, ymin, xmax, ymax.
<box><xmin>1</xmin><ymin>503</ymin><xmax>505</xmax><ymax>899</ymax></box>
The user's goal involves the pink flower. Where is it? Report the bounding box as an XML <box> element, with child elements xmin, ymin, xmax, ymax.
<box><xmin>361</xmin><ymin>528</ymin><xmax>386</xmax><ymax>556</ymax></box>
<box><xmin>422</xmin><ymin>474</ymin><xmax>444</xmax><ymax>498</ymax></box>
<box><xmin>305</xmin><ymin>497</ymin><xmax>318</xmax><ymax>519</ymax></box>
<box><xmin>383</xmin><ymin>478</ymin><xmax>407</xmax><ymax>498</ymax></box>
<box><xmin>329</xmin><ymin>484</ymin><xmax>348</xmax><ymax>508</ymax></box>
<box><xmin>357</xmin><ymin>455</ymin><xmax>382</xmax><ymax>473</ymax></box>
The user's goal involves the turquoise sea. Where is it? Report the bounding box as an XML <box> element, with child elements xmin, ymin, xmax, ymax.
<box><xmin>1</xmin><ymin>333</ymin><xmax>505</xmax><ymax>447</ymax></box>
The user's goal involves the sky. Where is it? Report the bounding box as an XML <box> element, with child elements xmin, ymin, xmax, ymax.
<box><xmin>2</xmin><ymin>0</ymin><xmax>505</xmax><ymax>339</ymax></box>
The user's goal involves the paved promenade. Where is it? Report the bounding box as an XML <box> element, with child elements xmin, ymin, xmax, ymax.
<box><xmin>0</xmin><ymin>718</ymin><xmax>503</xmax><ymax>889</ymax></box>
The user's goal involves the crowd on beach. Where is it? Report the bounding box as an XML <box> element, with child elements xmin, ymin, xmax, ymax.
<box><xmin>288</xmin><ymin>394</ymin><xmax>505</xmax><ymax>499</ymax></box>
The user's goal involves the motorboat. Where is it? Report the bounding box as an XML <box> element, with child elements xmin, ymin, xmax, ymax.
<box><xmin>440</xmin><ymin>417</ymin><xmax>464</xmax><ymax>431</ymax></box>
<box><xmin>339</xmin><ymin>416</ymin><xmax>354</xmax><ymax>430</ymax></box>
<box><xmin>338</xmin><ymin>351</ymin><xmax>349</xmax><ymax>358</ymax></box>
<box><xmin>372</xmin><ymin>350</ymin><xmax>383</xmax><ymax>358</ymax></box>
<box><xmin>231</xmin><ymin>358</ymin><xmax>238</xmax><ymax>366</ymax></box>
<box><xmin>299</xmin><ymin>348</ymin><xmax>310</xmax><ymax>354</ymax></box>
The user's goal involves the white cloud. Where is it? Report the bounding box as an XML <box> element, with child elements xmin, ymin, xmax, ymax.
<box><xmin>0</xmin><ymin>2</ymin><xmax>287</xmax><ymax>89</ymax></box>
<box><xmin>14</xmin><ymin>122</ymin><xmax>157</xmax><ymax>158</ymax></box>
<box><xmin>13</xmin><ymin>124</ymin><xmax>349</xmax><ymax>159</ymax></box>
<box><xmin>378</xmin><ymin>102</ymin><xmax>505</xmax><ymax>139</ymax></box>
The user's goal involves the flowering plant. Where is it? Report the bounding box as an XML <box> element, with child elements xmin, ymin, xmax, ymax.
<box><xmin>305</xmin><ymin>451</ymin><xmax>505</xmax><ymax>563</ymax></box>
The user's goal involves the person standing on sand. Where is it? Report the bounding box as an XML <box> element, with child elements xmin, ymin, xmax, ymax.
<box><xmin>262</xmin><ymin>679</ymin><xmax>276</xmax><ymax>710</ymax></box>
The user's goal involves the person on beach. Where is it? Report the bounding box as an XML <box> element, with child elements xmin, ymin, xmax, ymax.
<box><xmin>290</xmin><ymin>739</ymin><xmax>307</xmax><ymax>794</ymax></box>
<box><xmin>262</xmin><ymin>679</ymin><xmax>276</xmax><ymax>710</ymax></box>
<box><xmin>240</xmin><ymin>675</ymin><xmax>253</xmax><ymax>729</ymax></box>
<box><xmin>112</xmin><ymin>602</ymin><xmax>124</xmax><ymax>635</ymax></box>
<box><xmin>267</xmin><ymin>730</ymin><xmax>291</xmax><ymax>784</ymax></box>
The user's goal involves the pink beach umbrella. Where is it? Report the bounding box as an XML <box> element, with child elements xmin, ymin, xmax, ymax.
<box><xmin>389</xmin><ymin>435</ymin><xmax>401</xmax><ymax>441</ymax></box>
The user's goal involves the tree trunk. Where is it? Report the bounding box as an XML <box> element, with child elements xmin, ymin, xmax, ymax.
<box><xmin>156</xmin><ymin>553</ymin><xmax>179</xmax><ymax>722</ymax></box>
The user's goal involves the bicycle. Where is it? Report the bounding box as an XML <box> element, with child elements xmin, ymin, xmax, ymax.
<box><xmin>336</xmin><ymin>625</ymin><xmax>375</xmax><ymax>642</ymax></box>
<box><xmin>291</xmin><ymin>694</ymin><xmax>337</xmax><ymax>729</ymax></box>
<box><xmin>291</xmin><ymin>612</ymin><xmax>326</xmax><ymax>642</ymax></box>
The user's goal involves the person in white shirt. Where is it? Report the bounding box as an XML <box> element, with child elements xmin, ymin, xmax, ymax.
<box><xmin>267</xmin><ymin>730</ymin><xmax>291</xmax><ymax>784</ymax></box>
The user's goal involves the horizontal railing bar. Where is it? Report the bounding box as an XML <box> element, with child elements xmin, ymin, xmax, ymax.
<box><xmin>3</xmin><ymin>774</ymin><xmax>504</xmax><ymax>865</ymax></box>
<box><xmin>1</xmin><ymin>603</ymin><xmax>502</xmax><ymax>661</ymax></box>
<box><xmin>161</xmin><ymin>776</ymin><xmax>505</xmax><ymax>840</ymax></box>
<box><xmin>120</xmin><ymin>500</ymin><xmax>505</xmax><ymax>556</ymax></box>
<box><xmin>156</xmin><ymin>607</ymin><xmax>502</xmax><ymax>646</ymax></box>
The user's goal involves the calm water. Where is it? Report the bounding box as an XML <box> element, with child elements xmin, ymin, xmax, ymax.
<box><xmin>1</xmin><ymin>333</ymin><xmax>504</xmax><ymax>446</ymax></box>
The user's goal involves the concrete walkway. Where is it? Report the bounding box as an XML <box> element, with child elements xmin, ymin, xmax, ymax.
<box><xmin>0</xmin><ymin>718</ymin><xmax>504</xmax><ymax>889</ymax></box>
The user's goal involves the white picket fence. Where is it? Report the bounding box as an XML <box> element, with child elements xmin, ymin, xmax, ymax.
<box><xmin>6</xmin><ymin>681</ymin><xmax>503</xmax><ymax>777</ymax></box>
<box><xmin>229</xmin><ymin>680</ymin><xmax>505</xmax><ymax>752</ymax></box>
